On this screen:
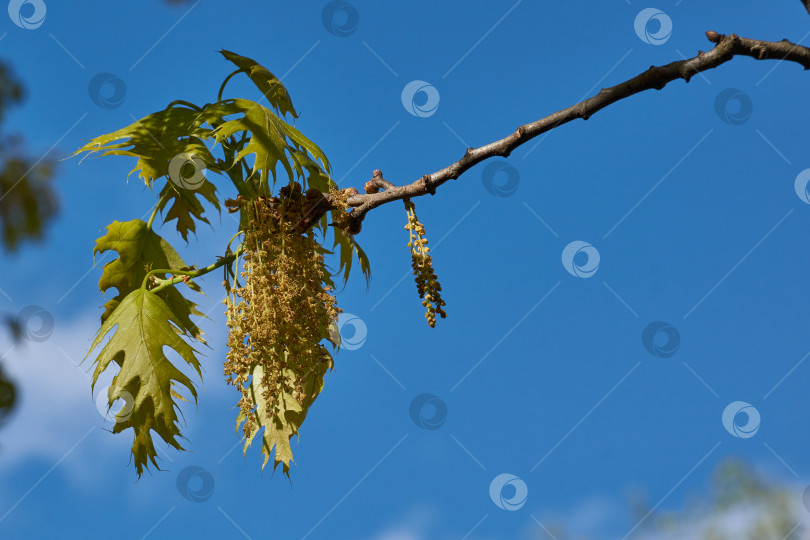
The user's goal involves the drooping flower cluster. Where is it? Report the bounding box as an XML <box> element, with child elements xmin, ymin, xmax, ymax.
<box><xmin>404</xmin><ymin>199</ymin><xmax>446</xmax><ymax>327</ymax></box>
<box><xmin>328</xmin><ymin>186</ymin><xmax>361</xmax><ymax>235</ymax></box>
<box><xmin>224</xmin><ymin>184</ymin><xmax>340</xmax><ymax>437</ymax></box>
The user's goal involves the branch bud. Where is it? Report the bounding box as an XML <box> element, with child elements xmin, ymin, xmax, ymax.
<box><xmin>706</xmin><ymin>31</ymin><xmax>721</xmax><ymax>43</ymax></box>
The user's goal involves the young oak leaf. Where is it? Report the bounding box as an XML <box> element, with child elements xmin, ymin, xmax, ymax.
<box><xmin>237</xmin><ymin>348</ymin><xmax>333</xmax><ymax>476</ymax></box>
<box><xmin>72</xmin><ymin>104</ymin><xmax>214</xmax><ymax>186</ymax></box>
<box><xmin>157</xmin><ymin>179</ymin><xmax>221</xmax><ymax>243</ymax></box>
<box><xmin>332</xmin><ymin>226</ymin><xmax>372</xmax><ymax>288</ymax></box>
<box><xmin>94</xmin><ymin>219</ymin><xmax>203</xmax><ymax>340</ymax></box>
<box><xmin>198</xmin><ymin>99</ymin><xmax>330</xmax><ymax>188</ymax></box>
<box><xmin>290</xmin><ymin>150</ymin><xmax>334</xmax><ymax>193</ymax></box>
<box><xmin>219</xmin><ymin>50</ymin><xmax>298</xmax><ymax>119</ymax></box>
<box><xmin>87</xmin><ymin>288</ymin><xmax>202</xmax><ymax>477</ymax></box>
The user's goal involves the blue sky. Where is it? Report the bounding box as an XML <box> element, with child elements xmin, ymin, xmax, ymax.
<box><xmin>1</xmin><ymin>1</ymin><xmax>810</xmax><ymax>538</ymax></box>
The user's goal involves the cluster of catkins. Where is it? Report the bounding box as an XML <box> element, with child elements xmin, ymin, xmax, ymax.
<box><xmin>223</xmin><ymin>184</ymin><xmax>340</xmax><ymax>437</ymax></box>
<box><xmin>404</xmin><ymin>199</ymin><xmax>446</xmax><ymax>327</ymax></box>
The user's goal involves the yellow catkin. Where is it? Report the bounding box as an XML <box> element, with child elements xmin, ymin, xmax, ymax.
<box><xmin>328</xmin><ymin>187</ymin><xmax>353</xmax><ymax>234</ymax></box>
<box><xmin>223</xmin><ymin>188</ymin><xmax>340</xmax><ymax>438</ymax></box>
<box><xmin>404</xmin><ymin>199</ymin><xmax>446</xmax><ymax>327</ymax></box>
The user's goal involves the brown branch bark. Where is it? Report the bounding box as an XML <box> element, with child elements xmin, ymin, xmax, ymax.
<box><xmin>343</xmin><ymin>32</ymin><xmax>810</xmax><ymax>227</ymax></box>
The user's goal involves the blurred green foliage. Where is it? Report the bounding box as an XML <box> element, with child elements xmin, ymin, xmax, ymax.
<box><xmin>0</xmin><ymin>63</ymin><xmax>57</xmax><ymax>252</ymax></box>
<box><xmin>0</xmin><ymin>0</ymin><xmax>190</xmax><ymax>432</ymax></box>
<box><xmin>0</xmin><ymin>59</ymin><xmax>59</xmax><ymax>427</ymax></box>
<box><xmin>540</xmin><ymin>459</ymin><xmax>803</xmax><ymax>540</ymax></box>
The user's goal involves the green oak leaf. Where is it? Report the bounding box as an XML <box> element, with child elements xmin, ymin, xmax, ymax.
<box><xmin>157</xmin><ymin>179</ymin><xmax>220</xmax><ymax>243</ymax></box>
<box><xmin>72</xmin><ymin>103</ymin><xmax>214</xmax><ymax>186</ymax></box>
<box><xmin>291</xmin><ymin>149</ymin><xmax>333</xmax><ymax>192</ymax></box>
<box><xmin>87</xmin><ymin>288</ymin><xmax>202</xmax><ymax>477</ymax></box>
<box><xmin>220</xmin><ymin>50</ymin><xmax>298</xmax><ymax>119</ymax></box>
<box><xmin>332</xmin><ymin>226</ymin><xmax>371</xmax><ymax>287</ymax></box>
<box><xmin>94</xmin><ymin>219</ymin><xmax>203</xmax><ymax>340</ymax></box>
<box><xmin>198</xmin><ymin>98</ymin><xmax>330</xmax><ymax>188</ymax></box>
<box><xmin>237</xmin><ymin>348</ymin><xmax>333</xmax><ymax>476</ymax></box>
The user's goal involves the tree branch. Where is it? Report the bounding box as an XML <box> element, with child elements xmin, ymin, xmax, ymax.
<box><xmin>344</xmin><ymin>32</ymin><xmax>810</xmax><ymax>224</ymax></box>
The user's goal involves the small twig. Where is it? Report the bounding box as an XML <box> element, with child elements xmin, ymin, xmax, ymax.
<box><xmin>364</xmin><ymin>169</ymin><xmax>397</xmax><ymax>193</ymax></box>
<box><xmin>144</xmin><ymin>245</ymin><xmax>244</xmax><ymax>294</ymax></box>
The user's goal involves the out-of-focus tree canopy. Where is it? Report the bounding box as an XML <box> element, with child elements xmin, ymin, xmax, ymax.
<box><xmin>544</xmin><ymin>460</ymin><xmax>803</xmax><ymax>540</ymax></box>
<box><xmin>0</xmin><ymin>62</ymin><xmax>57</xmax><ymax>252</ymax></box>
<box><xmin>0</xmin><ymin>58</ymin><xmax>59</xmax><ymax>429</ymax></box>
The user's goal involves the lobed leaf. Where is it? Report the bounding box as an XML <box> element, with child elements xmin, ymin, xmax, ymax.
<box><xmin>157</xmin><ymin>180</ymin><xmax>221</xmax><ymax>243</ymax></box>
<box><xmin>87</xmin><ymin>288</ymin><xmax>202</xmax><ymax>477</ymax></box>
<box><xmin>237</xmin><ymin>348</ymin><xmax>333</xmax><ymax>476</ymax></box>
<box><xmin>332</xmin><ymin>226</ymin><xmax>372</xmax><ymax>287</ymax></box>
<box><xmin>72</xmin><ymin>104</ymin><xmax>214</xmax><ymax>186</ymax></box>
<box><xmin>219</xmin><ymin>50</ymin><xmax>298</xmax><ymax>119</ymax></box>
<box><xmin>94</xmin><ymin>219</ymin><xmax>203</xmax><ymax>340</ymax></box>
<box><xmin>198</xmin><ymin>98</ymin><xmax>330</xmax><ymax>189</ymax></box>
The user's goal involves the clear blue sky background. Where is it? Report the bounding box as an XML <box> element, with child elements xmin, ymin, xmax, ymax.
<box><xmin>1</xmin><ymin>1</ymin><xmax>810</xmax><ymax>539</ymax></box>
